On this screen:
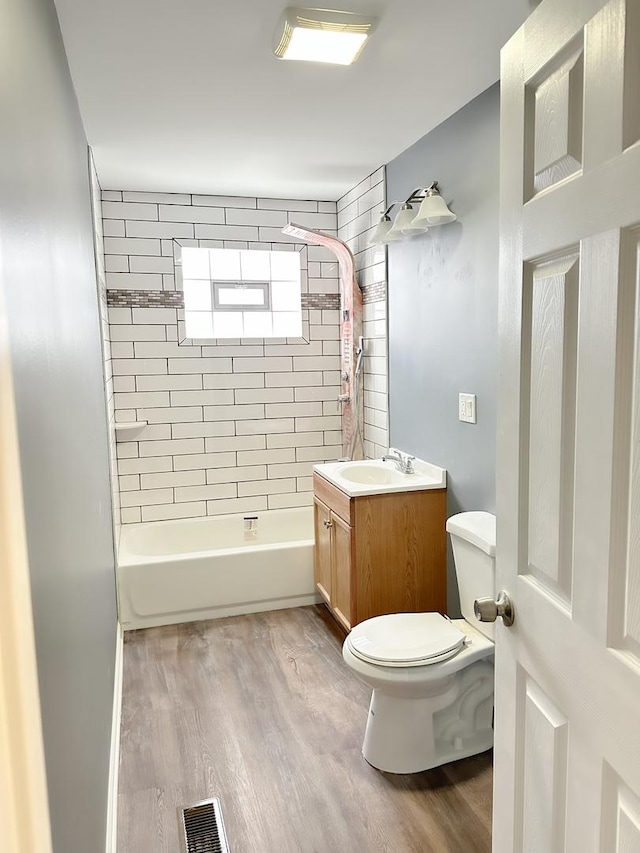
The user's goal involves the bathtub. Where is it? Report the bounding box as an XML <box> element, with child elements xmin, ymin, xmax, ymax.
<box><xmin>117</xmin><ymin>506</ymin><xmax>317</xmax><ymax>629</ymax></box>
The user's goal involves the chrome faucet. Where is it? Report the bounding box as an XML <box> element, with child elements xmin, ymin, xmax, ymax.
<box><xmin>382</xmin><ymin>450</ymin><xmax>415</xmax><ymax>474</ymax></box>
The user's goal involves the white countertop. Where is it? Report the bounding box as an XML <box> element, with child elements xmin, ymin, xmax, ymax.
<box><xmin>313</xmin><ymin>455</ymin><xmax>447</xmax><ymax>498</ymax></box>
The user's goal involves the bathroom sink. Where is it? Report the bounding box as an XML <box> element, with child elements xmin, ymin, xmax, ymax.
<box><xmin>314</xmin><ymin>453</ymin><xmax>446</xmax><ymax>497</ymax></box>
<box><xmin>338</xmin><ymin>462</ymin><xmax>406</xmax><ymax>486</ymax></box>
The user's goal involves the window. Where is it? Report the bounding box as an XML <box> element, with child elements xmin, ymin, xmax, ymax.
<box><xmin>179</xmin><ymin>247</ymin><xmax>302</xmax><ymax>339</ymax></box>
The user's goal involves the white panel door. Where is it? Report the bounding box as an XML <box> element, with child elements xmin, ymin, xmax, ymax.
<box><xmin>0</xmin><ymin>274</ymin><xmax>52</xmax><ymax>850</ymax></box>
<box><xmin>496</xmin><ymin>0</ymin><xmax>640</xmax><ymax>851</ymax></box>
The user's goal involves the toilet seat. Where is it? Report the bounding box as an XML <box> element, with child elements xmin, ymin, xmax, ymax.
<box><xmin>346</xmin><ymin>612</ymin><xmax>467</xmax><ymax>668</ymax></box>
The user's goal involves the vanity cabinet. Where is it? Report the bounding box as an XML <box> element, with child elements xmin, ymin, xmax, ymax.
<box><xmin>313</xmin><ymin>497</ymin><xmax>354</xmax><ymax>630</ymax></box>
<box><xmin>313</xmin><ymin>497</ymin><xmax>333</xmax><ymax>603</ymax></box>
<box><xmin>313</xmin><ymin>473</ymin><xmax>447</xmax><ymax>632</ymax></box>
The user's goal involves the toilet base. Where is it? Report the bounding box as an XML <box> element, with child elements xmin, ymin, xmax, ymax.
<box><xmin>361</xmin><ymin>660</ymin><xmax>494</xmax><ymax>774</ymax></box>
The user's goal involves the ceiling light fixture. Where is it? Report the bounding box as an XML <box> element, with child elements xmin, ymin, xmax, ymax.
<box><xmin>369</xmin><ymin>183</ymin><xmax>457</xmax><ymax>245</ymax></box>
<box><xmin>273</xmin><ymin>7</ymin><xmax>376</xmax><ymax>66</ymax></box>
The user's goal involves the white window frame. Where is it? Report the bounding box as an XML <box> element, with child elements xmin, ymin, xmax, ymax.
<box><xmin>174</xmin><ymin>240</ymin><xmax>310</xmax><ymax>345</ymax></box>
<box><xmin>212</xmin><ymin>281</ymin><xmax>272</xmax><ymax>312</ymax></box>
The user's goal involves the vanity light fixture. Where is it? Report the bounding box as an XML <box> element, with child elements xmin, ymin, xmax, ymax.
<box><xmin>368</xmin><ymin>209</ymin><xmax>403</xmax><ymax>245</ymax></box>
<box><xmin>386</xmin><ymin>198</ymin><xmax>429</xmax><ymax>240</ymax></box>
<box><xmin>369</xmin><ymin>183</ymin><xmax>457</xmax><ymax>245</ymax></box>
<box><xmin>411</xmin><ymin>182</ymin><xmax>457</xmax><ymax>227</ymax></box>
<box><xmin>273</xmin><ymin>7</ymin><xmax>376</xmax><ymax>65</ymax></box>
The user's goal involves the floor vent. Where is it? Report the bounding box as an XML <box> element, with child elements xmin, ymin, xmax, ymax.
<box><xmin>180</xmin><ymin>797</ymin><xmax>230</xmax><ymax>853</ymax></box>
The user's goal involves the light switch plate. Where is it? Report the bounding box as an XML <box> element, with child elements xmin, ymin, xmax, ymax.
<box><xmin>459</xmin><ymin>393</ymin><xmax>477</xmax><ymax>424</ymax></box>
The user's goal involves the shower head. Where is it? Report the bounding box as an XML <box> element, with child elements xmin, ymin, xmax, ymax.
<box><xmin>282</xmin><ymin>222</ymin><xmax>360</xmax><ymax>293</ymax></box>
<box><xmin>281</xmin><ymin>222</ymin><xmax>326</xmax><ymax>244</ymax></box>
<box><xmin>282</xmin><ymin>221</ymin><xmax>356</xmax><ymax>257</ymax></box>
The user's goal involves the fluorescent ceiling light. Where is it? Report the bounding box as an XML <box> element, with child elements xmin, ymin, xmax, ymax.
<box><xmin>284</xmin><ymin>27</ymin><xmax>367</xmax><ymax>65</ymax></box>
<box><xmin>273</xmin><ymin>7</ymin><xmax>376</xmax><ymax>66</ymax></box>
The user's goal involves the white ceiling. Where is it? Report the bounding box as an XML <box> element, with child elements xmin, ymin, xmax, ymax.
<box><xmin>54</xmin><ymin>0</ymin><xmax>531</xmax><ymax>200</ymax></box>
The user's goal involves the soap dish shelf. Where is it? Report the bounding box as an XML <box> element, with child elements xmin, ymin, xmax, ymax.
<box><xmin>114</xmin><ymin>421</ymin><xmax>148</xmax><ymax>439</ymax></box>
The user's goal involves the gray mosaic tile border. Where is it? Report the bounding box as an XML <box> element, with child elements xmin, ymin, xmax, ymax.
<box><xmin>362</xmin><ymin>282</ymin><xmax>386</xmax><ymax>304</ymax></box>
<box><xmin>301</xmin><ymin>293</ymin><xmax>340</xmax><ymax>310</ymax></box>
<box><xmin>107</xmin><ymin>289</ymin><xmax>184</xmax><ymax>308</ymax></box>
<box><xmin>106</xmin><ymin>289</ymin><xmax>341</xmax><ymax>311</ymax></box>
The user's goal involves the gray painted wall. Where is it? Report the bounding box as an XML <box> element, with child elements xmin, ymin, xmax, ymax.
<box><xmin>387</xmin><ymin>84</ymin><xmax>499</xmax><ymax>611</ymax></box>
<box><xmin>0</xmin><ymin>0</ymin><xmax>118</xmax><ymax>850</ymax></box>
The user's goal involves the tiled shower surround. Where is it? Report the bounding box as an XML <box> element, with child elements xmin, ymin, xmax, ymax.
<box><xmin>337</xmin><ymin>170</ymin><xmax>389</xmax><ymax>458</ymax></box>
<box><xmin>89</xmin><ymin>159</ymin><xmax>120</xmax><ymax>536</ymax></box>
<box><xmin>103</xmin><ymin>191</ymin><xmax>345</xmax><ymax>523</ymax></box>
<box><xmin>102</xmin><ymin>180</ymin><xmax>388</xmax><ymax>524</ymax></box>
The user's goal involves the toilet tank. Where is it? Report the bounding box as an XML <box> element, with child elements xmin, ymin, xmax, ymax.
<box><xmin>446</xmin><ymin>511</ymin><xmax>496</xmax><ymax>640</ymax></box>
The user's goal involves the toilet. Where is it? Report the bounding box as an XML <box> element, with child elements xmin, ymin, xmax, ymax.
<box><xmin>342</xmin><ymin>511</ymin><xmax>496</xmax><ymax>774</ymax></box>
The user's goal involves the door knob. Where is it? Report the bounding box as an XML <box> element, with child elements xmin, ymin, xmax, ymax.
<box><xmin>474</xmin><ymin>591</ymin><xmax>514</xmax><ymax>627</ymax></box>
<box><xmin>323</xmin><ymin>519</ymin><xmax>333</xmax><ymax>529</ymax></box>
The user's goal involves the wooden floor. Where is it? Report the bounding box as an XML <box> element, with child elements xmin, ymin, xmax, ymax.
<box><xmin>117</xmin><ymin>605</ymin><xmax>493</xmax><ymax>852</ymax></box>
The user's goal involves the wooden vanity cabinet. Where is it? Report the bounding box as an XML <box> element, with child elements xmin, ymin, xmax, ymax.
<box><xmin>313</xmin><ymin>473</ymin><xmax>447</xmax><ymax>632</ymax></box>
<box><xmin>313</xmin><ymin>495</ymin><xmax>354</xmax><ymax>632</ymax></box>
<box><xmin>328</xmin><ymin>510</ymin><xmax>354</xmax><ymax>631</ymax></box>
<box><xmin>313</xmin><ymin>497</ymin><xmax>333</xmax><ymax>603</ymax></box>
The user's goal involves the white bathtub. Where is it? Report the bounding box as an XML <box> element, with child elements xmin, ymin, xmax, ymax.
<box><xmin>117</xmin><ymin>507</ymin><xmax>317</xmax><ymax>629</ymax></box>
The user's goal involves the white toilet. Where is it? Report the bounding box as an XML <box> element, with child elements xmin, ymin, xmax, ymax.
<box><xmin>342</xmin><ymin>511</ymin><xmax>496</xmax><ymax>774</ymax></box>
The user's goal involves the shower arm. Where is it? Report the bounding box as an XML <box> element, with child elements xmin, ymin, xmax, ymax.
<box><xmin>281</xmin><ymin>222</ymin><xmax>360</xmax><ymax>296</ymax></box>
<box><xmin>281</xmin><ymin>222</ymin><xmax>363</xmax><ymax>384</ymax></box>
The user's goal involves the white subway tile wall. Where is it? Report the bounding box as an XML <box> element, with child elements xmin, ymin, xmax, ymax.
<box><xmin>102</xmin><ymin>190</ymin><xmax>343</xmax><ymax>523</ymax></box>
<box><xmin>90</xmin><ymin>159</ymin><xmax>121</xmax><ymax>540</ymax></box>
<box><xmin>337</xmin><ymin>168</ymin><xmax>389</xmax><ymax>459</ymax></box>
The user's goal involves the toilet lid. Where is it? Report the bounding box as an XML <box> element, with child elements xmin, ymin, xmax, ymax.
<box><xmin>346</xmin><ymin>612</ymin><xmax>467</xmax><ymax>667</ymax></box>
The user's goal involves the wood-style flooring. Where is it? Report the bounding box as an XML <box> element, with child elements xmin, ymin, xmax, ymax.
<box><xmin>117</xmin><ymin>605</ymin><xmax>492</xmax><ymax>852</ymax></box>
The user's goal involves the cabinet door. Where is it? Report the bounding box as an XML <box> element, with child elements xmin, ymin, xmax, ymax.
<box><xmin>331</xmin><ymin>511</ymin><xmax>354</xmax><ymax>632</ymax></box>
<box><xmin>313</xmin><ymin>497</ymin><xmax>332</xmax><ymax>604</ymax></box>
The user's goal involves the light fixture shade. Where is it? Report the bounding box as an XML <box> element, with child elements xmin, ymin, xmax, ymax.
<box><xmin>273</xmin><ymin>8</ymin><xmax>376</xmax><ymax>65</ymax></box>
<box><xmin>387</xmin><ymin>205</ymin><xmax>429</xmax><ymax>239</ymax></box>
<box><xmin>369</xmin><ymin>216</ymin><xmax>402</xmax><ymax>245</ymax></box>
<box><xmin>412</xmin><ymin>193</ymin><xmax>457</xmax><ymax>227</ymax></box>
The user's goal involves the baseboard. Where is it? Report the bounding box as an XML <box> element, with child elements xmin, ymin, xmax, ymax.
<box><xmin>120</xmin><ymin>592</ymin><xmax>322</xmax><ymax>630</ymax></box>
<box><xmin>105</xmin><ymin>622</ymin><xmax>124</xmax><ymax>853</ymax></box>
